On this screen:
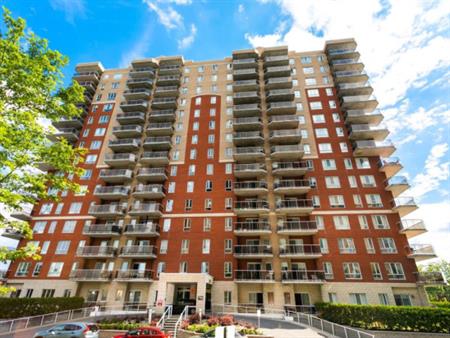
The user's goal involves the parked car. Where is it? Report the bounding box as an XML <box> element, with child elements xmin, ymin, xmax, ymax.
<box><xmin>33</xmin><ymin>322</ymin><xmax>99</xmax><ymax>338</ymax></box>
<box><xmin>112</xmin><ymin>327</ymin><xmax>170</xmax><ymax>338</ymax></box>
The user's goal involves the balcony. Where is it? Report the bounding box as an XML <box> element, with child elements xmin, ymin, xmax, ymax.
<box><xmin>267</xmin><ymin>101</ymin><xmax>296</xmax><ymax>115</ymax></box>
<box><xmin>112</xmin><ymin>125</ymin><xmax>143</xmax><ymax>138</ymax></box>
<box><xmin>123</xmin><ymin>88</ymin><xmax>151</xmax><ymax>100</ymax></box>
<box><xmin>234</xmin><ymin>220</ymin><xmax>271</xmax><ymax>236</ymax></box>
<box><xmin>272</xmin><ymin>161</ymin><xmax>312</xmax><ymax>176</ymax></box>
<box><xmin>348</xmin><ymin>124</ymin><xmax>389</xmax><ymax>141</ymax></box>
<box><xmin>116</xmin><ymin>112</ymin><xmax>146</xmax><ymax>124</ymax></box>
<box><xmin>146</xmin><ymin>123</ymin><xmax>174</xmax><ymax>136</ymax></box>
<box><xmin>53</xmin><ymin>117</ymin><xmax>84</xmax><ymax>129</ymax></box>
<box><xmin>116</xmin><ymin>270</ymin><xmax>153</xmax><ymax>282</ymax></box>
<box><xmin>337</xmin><ymin>82</ymin><xmax>373</xmax><ymax>97</ymax></box>
<box><xmin>104</xmin><ymin>153</ymin><xmax>136</xmax><ymax>168</ymax></box>
<box><xmin>93</xmin><ymin>185</ymin><xmax>130</xmax><ymax>199</ymax></box>
<box><xmin>124</xmin><ymin>223</ymin><xmax>160</xmax><ymax>237</ymax></box>
<box><xmin>234</xmin><ymin>245</ymin><xmax>273</xmax><ymax>258</ymax></box>
<box><xmin>233</xmin><ymin>79</ymin><xmax>259</xmax><ymax>92</ymax></box>
<box><xmin>233</xmin><ymin>103</ymin><xmax>261</xmax><ymax>117</ymax></box>
<box><xmin>154</xmin><ymin>86</ymin><xmax>179</xmax><ymax>97</ymax></box>
<box><xmin>99</xmin><ymin>169</ymin><xmax>133</xmax><ymax>183</ymax></box>
<box><xmin>140</xmin><ymin>151</ymin><xmax>170</xmax><ymax>166</ymax></box>
<box><xmin>326</xmin><ymin>48</ymin><xmax>360</xmax><ymax>61</ymax></box>
<box><xmin>341</xmin><ymin>95</ymin><xmax>378</xmax><ymax>110</ymax></box>
<box><xmin>234</xmin><ymin>181</ymin><xmax>268</xmax><ymax>196</ymax></box>
<box><xmin>88</xmin><ymin>204</ymin><xmax>126</xmax><ymax>218</ymax></box>
<box><xmin>345</xmin><ymin>109</ymin><xmax>384</xmax><ymax>125</ymax></box>
<box><xmin>386</xmin><ymin>176</ymin><xmax>410</xmax><ymax>197</ymax></box>
<box><xmin>159</xmin><ymin>65</ymin><xmax>181</xmax><ymax>75</ymax></box>
<box><xmin>274</xmin><ymin>179</ymin><xmax>312</xmax><ymax>195</ymax></box>
<box><xmin>352</xmin><ymin>140</ymin><xmax>396</xmax><ymax>157</ymax></box>
<box><xmin>108</xmin><ymin>138</ymin><xmax>140</xmax><ymax>152</ymax></box>
<box><xmin>126</xmin><ymin>78</ymin><xmax>153</xmax><ymax>88</ymax></box>
<box><xmin>136</xmin><ymin>167</ymin><xmax>167</xmax><ymax>182</ymax></box>
<box><xmin>119</xmin><ymin>245</ymin><xmax>157</xmax><ymax>258</ymax></box>
<box><xmin>76</xmin><ymin>246</ymin><xmax>116</xmax><ymax>258</ymax></box>
<box><xmin>408</xmin><ymin>244</ymin><xmax>437</xmax><ymax>262</ymax></box>
<box><xmin>232</xmin><ymin>58</ymin><xmax>257</xmax><ymax>69</ymax></box>
<box><xmin>276</xmin><ymin>199</ymin><xmax>314</xmax><ymax>215</ymax></box>
<box><xmin>277</xmin><ymin>220</ymin><xmax>318</xmax><ymax>235</ymax></box>
<box><xmin>120</xmin><ymin>100</ymin><xmax>148</xmax><ymax>112</ymax></box>
<box><xmin>414</xmin><ymin>271</ymin><xmax>446</xmax><ymax>285</ymax></box>
<box><xmin>151</xmin><ymin>97</ymin><xmax>177</xmax><ymax>109</ymax></box>
<box><xmin>149</xmin><ymin>109</ymin><xmax>176</xmax><ymax>122</ymax></box>
<box><xmin>268</xmin><ymin>115</ymin><xmax>299</xmax><ymax>129</ymax></box>
<box><xmin>10</xmin><ymin>205</ymin><xmax>33</xmax><ymax>221</ymax></box>
<box><xmin>269</xmin><ymin>129</ymin><xmax>301</xmax><ymax>144</ymax></box>
<box><xmin>129</xmin><ymin>67</ymin><xmax>155</xmax><ymax>78</ymax></box>
<box><xmin>143</xmin><ymin>136</ymin><xmax>172</xmax><ymax>150</ymax></box>
<box><xmin>379</xmin><ymin>157</ymin><xmax>403</xmax><ymax>179</ymax></box>
<box><xmin>234</xmin><ymin>200</ymin><xmax>269</xmax><ymax>216</ymax></box>
<box><xmin>264</xmin><ymin>77</ymin><xmax>293</xmax><ymax>90</ymax></box>
<box><xmin>392</xmin><ymin>197</ymin><xmax>418</xmax><ymax>217</ymax></box>
<box><xmin>156</xmin><ymin>75</ymin><xmax>181</xmax><ymax>85</ymax></box>
<box><xmin>235</xmin><ymin>270</ymin><xmax>275</xmax><ymax>283</ymax></box>
<box><xmin>331</xmin><ymin>58</ymin><xmax>364</xmax><ymax>72</ymax></box>
<box><xmin>233</xmin><ymin>91</ymin><xmax>260</xmax><ymax>104</ymax></box>
<box><xmin>234</xmin><ymin>163</ymin><xmax>267</xmax><ymax>178</ymax></box>
<box><xmin>233</xmin><ymin>117</ymin><xmax>262</xmax><ymax>131</ymax></box>
<box><xmin>233</xmin><ymin>68</ymin><xmax>258</xmax><ymax>80</ymax></box>
<box><xmin>334</xmin><ymin>70</ymin><xmax>369</xmax><ymax>84</ymax></box>
<box><xmin>73</xmin><ymin>71</ymin><xmax>100</xmax><ymax>83</ymax></box>
<box><xmin>399</xmin><ymin>219</ymin><xmax>427</xmax><ymax>239</ymax></box>
<box><xmin>36</xmin><ymin>161</ymin><xmax>55</xmax><ymax>171</ymax></box>
<box><xmin>129</xmin><ymin>203</ymin><xmax>164</xmax><ymax>217</ymax></box>
<box><xmin>82</xmin><ymin>223</ymin><xmax>122</xmax><ymax>237</ymax></box>
<box><xmin>84</xmin><ymin>91</ymin><xmax>94</xmax><ymax>103</ymax></box>
<box><xmin>133</xmin><ymin>184</ymin><xmax>165</xmax><ymax>199</ymax></box>
<box><xmin>271</xmin><ymin>144</ymin><xmax>304</xmax><ymax>160</ymax></box>
<box><xmin>264</xmin><ymin>55</ymin><xmax>289</xmax><ymax>67</ymax></box>
<box><xmin>50</xmin><ymin>128</ymin><xmax>79</xmax><ymax>143</ymax></box>
<box><xmin>281</xmin><ymin>270</ymin><xmax>325</xmax><ymax>283</ymax></box>
<box><xmin>2</xmin><ymin>227</ymin><xmax>25</xmax><ymax>240</ymax></box>
<box><xmin>279</xmin><ymin>244</ymin><xmax>322</xmax><ymax>259</ymax></box>
<box><xmin>264</xmin><ymin>65</ymin><xmax>291</xmax><ymax>78</ymax></box>
<box><xmin>266</xmin><ymin>89</ymin><xmax>294</xmax><ymax>102</ymax></box>
<box><xmin>233</xmin><ymin>131</ymin><xmax>264</xmax><ymax>146</ymax></box>
<box><xmin>69</xmin><ymin>269</ymin><xmax>113</xmax><ymax>281</ymax></box>
<box><xmin>233</xmin><ymin>146</ymin><xmax>265</xmax><ymax>162</ymax></box>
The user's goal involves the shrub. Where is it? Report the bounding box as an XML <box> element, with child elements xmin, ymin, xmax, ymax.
<box><xmin>0</xmin><ymin>297</ymin><xmax>84</xmax><ymax>319</ymax></box>
<box><xmin>315</xmin><ymin>302</ymin><xmax>450</xmax><ymax>333</ymax></box>
<box><xmin>240</xmin><ymin>327</ymin><xmax>262</xmax><ymax>335</ymax></box>
<box><xmin>431</xmin><ymin>301</ymin><xmax>450</xmax><ymax>309</ymax></box>
<box><xmin>207</xmin><ymin>316</ymin><xmax>220</xmax><ymax>326</ymax></box>
<box><xmin>187</xmin><ymin>312</ymin><xmax>201</xmax><ymax>324</ymax></box>
<box><xmin>219</xmin><ymin>315</ymin><xmax>234</xmax><ymax>326</ymax></box>
<box><xmin>187</xmin><ymin>323</ymin><xmax>217</xmax><ymax>333</ymax></box>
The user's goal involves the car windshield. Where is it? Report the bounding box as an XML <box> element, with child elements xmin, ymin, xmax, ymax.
<box><xmin>127</xmin><ymin>330</ymin><xmax>139</xmax><ymax>336</ymax></box>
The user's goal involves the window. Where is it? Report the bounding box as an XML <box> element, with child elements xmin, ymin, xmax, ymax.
<box><xmin>62</xmin><ymin>220</ymin><xmax>76</xmax><ymax>233</ymax></box>
<box><xmin>225</xmin><ymin>198</ymin><xmax>233</xmax><ymax>210</ymax></box>
<box><xmin>379</xmin><ymin>293</ymin><xmax>389</xmax><ymax>305</ymax></box>
<box><xmin>301</xmin><ymin>129</ymin><xmax>308</xmax><ymax>138</ymax></box>
<box><xmin>350</xmin><ymin>293</ymin><xmax>368</xmax><ymax>305</ymax></box>
<box><xmin>195</xmin><ymin>97</ymin><xmax>202</xmax><ymax>105</ymax></box>
<box><xmin>48</xmin><ymin>221</ymin><xmax>57</xmax><ymax>233</ymax></box>
<box><xmin>99</xmin><ymin>115</ymin><xmax>109</xmax><ymax>123</ymax></box>
<box><xmin>202</xmin><ymin>239</ymin><xmax>210</xmax><ymax>254</ymax></box>
<box><xmin>80</xmin><ymin>169</ymin><xmax>92</xmax><ymax>180</ymax></box>
<box><xmin>343</xmin><ymin>263</ymin><xmax>362</xmax><ymax>279</ymax></box>
<box><xmin>224</xmin><ymin>239</ymin><xmax>232</xmax><ymax>254</ymax></box>
<box><xmin>90</xmin><ymin>141</ymin><xmax>102</xmax><ymax>150</ymax></box>
<box><xmin>338</xmin><ymin>238</ymin><xmax>356</xmax><ymax>253</ymax></box>
<box><xmin>329</xmin><ymin>195</ymin><xmax>345</xmax><ymax>208</ymax></box>
<box><xmin>168</xmin><ymin>182</ymin><xmax>176</xmax><ymax>193</ymax></box>
<box><xmin>318</xmin><ymin>143</ymin><xmax>332</xmax><ymax>153</ymax></box>
<box><xmin>94</xmin><ymin>128</ymin><xmax>106</xmax><ymax>136</ymax></box>
<box><xmin>294</xmin><ymin>91</ymin><xmax>301</xmax><ymax>98</ymax></box>
<box><xmin>225</xmin><ymin>218</ymin><xmax>233</xmax><ymax>231</ymax></box>
<box><xmin>339</xmin><ymin>142</ymin><xmax>348</xmax><ymax>152</ymax></box>
<box><xmin>182</xmin><ymin>218</ymin><xmax>191</xmax><ymax>231</ymax></box>
<box><xmin>193</xmin><ymin>122</ymin><xmax>199</xmax><ymax>131</ymax></box>
<box><xmin>41</xmin><ymin>241</ymin><xmax>50</xmax><ymax>254</ymax></box>
<box><xmin>356</xmin><ymin>157</ymin><xmax>371</xmax><ymax>169</ymax></box>
<box><xmin>358</xmin><ymin>215</ymin><xmax>369</xmax><ymax>229</ymax></box>
<box><xmin>315</xmin><ymin>128</ymin><xmax>329</xmax><ymax>138</ymax></box>
<box><xmin>322</xmin><ymin>159</ymin><xmax>336</xmax><ymax>170</ymax></box>
<box><xmin>85</xmin><ymin>154</ymin><xmax>98</xmax><ymax>164</ymax></box>
<box><xmin>319</xmin><ymin>238</ymin><xmax>329</xmax><ymax>254</ymax></box>
<box><xmin>163</xmin><ymin>219</ymin><xmax>171</xmax><ymax>232</ymax></box>
<box><xmin>160</xmin><ymin>240</ymin><xmax>168</xmax><ymax>254</ymax></box>
<box><xmin>190</xmin><ymin>149</ymin><xmax>197</xmax><ymax>160</ymax></box>
<box><xmin>33</xmin><ymin>221</ymin><xmax>47</xmax><ymax>233</ymax></box>
<box><xmin>104</xmin><ymin>103</ymin><xmax>113</xmax><ymax>112</ymax></box>
<box><xmin>315</xmin><ymin>216</ymin><xmax>324</xmax><ymax>230</ymax></box>
<box><xmin>224</xmin><ymin>262</ymin><xmax>232</xmax><ymax>278</ymax></box>
<box><xmin>310</xmin><ymin>101</ymin><xmax>323</xmax><ymax>110</ymax></box>
<box><xmin>353</xmin><ymin>194</ymin><xmax>363</xmax><ymax>208</ymax></box>
<box><xmin>166</xmin><ymin>199</ymin><xmax>174</xmax><ymax>212</ymax></box>
<box><xmin>329</xmin><ymin>100</ymin><xmax>336</xmax><ymax>108</ymax></box>
<box><xmin>203</xmin><ymin>218</ymin><xmax>211</xmax><ymax>232</ymax></box>
<box><xmin>301</xmin><ymin>56</ymin><xmax>312</xmax><ymax>64</ymax></box>
<box><xmin>344</xmin><ymin>158</ymin><xmax>353</xmax><ymax>169</ymax></box>
<box><xmin>185</xmin><ymin>199</ymin><xmax>193</xmax><ymax>211</ymax></box>
<box><xmin>378</xmin><ymin>238</ymin><xmax>397</xmax><ymax>253</ymax></box>
<box><xmin>83</xmin><ymin>129</ymin><xmax>90</xmax><ymax>137</ymax></box>
<box><xmin>41</xmin><ymin>289</ymin><xmax>55</xmax><ymax>298</ymax></box>
<box><xmin>224</xmin><ymin>291</ymin><xmax>232</xmax><ymax>305</ymax></box>
<box><xmin>210</xmin><ymin>96</ymin><xmax>217</xmax><ymax>104</ymax></box>
<box><xmin>181</xmin><ymin>239</ymin><xmax>189</xmax><ymax>254</ymax></box>
<box><xmin>204</xmin><ymin>199</ymin><xmax>212</xmax><ymax>210</ymax></box>
<box><xmin>336</xmin><ymin>127</ymin><xmax>344</xmax><ymax>137</ymax></box>
<box><xmin>16</xmin><ymin>262</ymin><xmax>31</xmax><ymax>277</ymax></box>
<box><xmin>225</xmin><ymin>163</ymin><xmax>232</xmax><ymax>174</ymax></box>
<box><xmin>40</xmin><ymin>204</ymin><xmax>53</xmax><ymax>215</ymax></box>
<box><xmin>328</xmin><ymin>293</ymin><xmax>338</xmax><ymax>303</ymax></box>
<box><xmin>206</xmin><ymin>164</ymin><xmax>214</xmax><ymax>175</ymax></box>
<box><xmin>225</xmin><ymin>179</ymin><xmax>232</xmax><ymax>191</ymax></box>
<box><xmin>209</xmin><ymin>120</ymin><xmax>215</xmax><ymax>130</ymax></box>
<box><xmin>325</xmin><ymin>176</ymin><xmax>341</xmax><ymax>188</ymax></box>
<box><xmin>188</xmin><ymin>165</ymin><xmax>196</xmax><ymax>176</ymax></box>
<box><xmin>360</xmin><ymin>175</ymin><xmax>376</xmax><ymax>187</ymax></box>
<box><xmin>370</xmin><ymin>262</ymin><xmax>382</xmax><ymax>280</ymax></box>
<box><xmin>55</xmin><ymin>203</ymin><xmax>64</xmax><ymax>214</ymax></box>
<box><xmin>187</xmin><ymin>181</ymin><xmax>194</xmax><ymax>193</ymax></box>
<box><xmin>303</xmin><ymin>67</ymin><xmax>314</xmax><ymax>74</ymax></box>
<box><xmin>307</xmin><ymin>89</ymin><xmax>319</xmax><ymax>97</ymax></box>
<box><xmin>201</xmin><ymin>262</ymin><xmax>209</xmax><ymax>273</ymax></box>
<box><xmin>366</xmin><ymin>194</ymin><xmax>383</xmax><ymax>208</ymax></box>
<box><xmin>312</xmin><ymin>195</ymin><xmax>321</xmax><ymax>207</ymax></box>
<box><xmin>32</xmin><ymin>262</ymin><xmax>43</xmax><ymax>277</ymax></box>
<box><xmin>323</xmin><ymin>262</ymin><xmax>333</xmax><ymax>279</ymax></box>
<box><xmin>208</xmin><ymin>134</ymin><xmax>215</xmax><ymax>143</ymax></box>
<box><xmin>348</xmin><ymin>176</ymin><xmax>358</xmax><ymax>188</ymax></box>
<box><xmin>333</xmin><ymin>216</ymin><xmax>350</xmax><ymax>230</ymax></box>
<box><xmin>172</xmin><ymin>150</ymin><xmax>180</xmax><ymax>161</ymax></box>
<box><xmin>394</xmin><ymin>294</ymin><xmax>412</xmax><ymax>306</ymax></box>
<box><xmin>207</xmin><ymin>148</ymin><xmax>214</xmax><ymax>159</ymax></box>
<box><xmin>69</xmin><ymin>203</ymin><xmax>82</xmax><ymax>214</ymax></box>
<box><xmin>170</xmin><ymin>166</ymin><xmax>177</xmax><ymax>176</ymax></box>
<box><xmin>372</xmin><ymin>215</ymin><xmax>390</xmax><ymax>229</ymax></box>
<box><xmin>210</xmin><ymin>108</ymin><xmax>216</xmax><ymax>116</ymax></box>
<box><xmin>55</xmin><ymin>241</ymin><xmax>70</xmax><ymax>255</ymax></box>
<box><xmin>157</xmin><ymin>262</ymin><xmax>166</xmax><ymax>276</ymax></box>
<box><xmin>48</xmin><ymin>262</ymin><xmax>64</xmax><ymax>277</ymax></box>
<box><xmin>179</xmin><ymin>261</ymin><xmax>188</xmax><ymax>273</ymax></box>
<box><xmin>305</xmin><ymin>77</ymin><xmax>317</xmax><ymax>85</ymax></box>
<box><xmin>332</xmin><ymin>112</ymin><xmax>341</xmax><ymax>122</ymax></box>
<box><xmin>364</xmin><ymin>238</ymin><xmax>375</xmax><ymax>254</ymax></box>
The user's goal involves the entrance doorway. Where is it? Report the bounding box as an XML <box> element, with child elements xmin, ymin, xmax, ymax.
<box><xmin>294</xmin><ymin>293</ymin><xmax>311</xmax><ymax>313</ymax></box>
<box><xmin>173</xmin><ymin>284</ymin><xmax>196</xmax><ymax>314</ymax></box>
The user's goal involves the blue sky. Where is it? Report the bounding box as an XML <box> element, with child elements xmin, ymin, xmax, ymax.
<box><xmin>2</xmin><ymin>0</ymin><xmax>450</xmax><ymax>261</ymax></box>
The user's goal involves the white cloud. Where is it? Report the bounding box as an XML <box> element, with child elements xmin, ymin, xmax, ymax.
<box><xmin>178</xmin><ymin>24</ymin><xmax>197</xmax><ymax>49</ymax></box>
<box><xmin>49</xmin><ymin>0</ymin><xmax>86</xmax><ymax>24</ymax></box>
<box><xmin>238</xmin><ymin>4</ymin><xmax>245</xmax><ymax>14</ymax></box>
<box><xmin>158</xmin><ymin>0</ymin><xmax>192</xmax><ymax>4</ymax></box>
<box><xmin>244</xmin><ymin>0</ymin><xmax>450</xmax><ymax>107</ymax></box>
<box><xmin>143</xmin><ymin>0</ymin><xmax>184</xmax><ymax>30</ymax></box>
<box><xmin>408</xmin><ymin>143</ymin><xmax>450</xmax><ymax>201</ymax></box>
<box><xmin>120</xmin><ymin>23</ymin><xmax>154</xmax><ymax>68</ymax></box>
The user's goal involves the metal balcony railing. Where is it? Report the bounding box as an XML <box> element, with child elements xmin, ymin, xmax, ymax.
<box><xmin>94</xmin><ymin>186</ymin><xmax>130</xmax><ymax>195</ymax></box>
<box><xmin>274</xmin><ymin>179</ymin><xmax>312</xmax><ymax>189</ymax></box>
<box><xmin>234</xmin><ymin>163</ymin><xmax>266</xmax><ymax>172</ymax></box>
<box><xmin>234</xmin><ymin>200</ymin><xmax>269</xmax><ymax>210</ymax></box>
<box><xmin>234</xmin><ymin>245</ymin><xmax>273</xmax><ymax>255</ymax></box>
<box><xmin>120</xmin><ymin>245</ymin><xmax>156</xmax><ymax>256</ymax></box>
<box><xmin>276</xmin><ymin>199</ymin><xmax>314</xmax><ymax>209</ymax></box>
<box><xmin>281</xmin><ymin>270</ymin><xmax>325</xmax><ymax>282</ymax></box>
<box><xmin>234</xmin><ymin>146</ymin><xmax>265</xmax><ymax>155</ymax></box>
<box><xmin>116</xmin><ymin>270</ymin><xmax>153</xmax><ymax>280</ymax></box>
<box><xmin>99</xmin><ymin>169</ymin><xmax>133</xmax><ymax>178</ymax></box>
<box><xmin>69</xmin><ymin>269</ymin><xmax>112</xmax><ymax>280</ymax></box>
<box><xmin>392</xmin><ymin>197</ymin><xmax>417</xmax><ymax>208</ymax></box>
<box><xmin>272</xmin><ymin>161</ymin><xmax>313</xmax><ymax>171</ymax></box>
<box><xmin>82</xmin><ymin>223</ymin><xmax>122</xmax><ymax>235</ymax></box>
<box><xmin>76</xmin><ymin>246</ymin><xmax>116</xmax><ymax>257</ymax></box>
<box><xmin>234</xmin><ymin>221</ymin><xmax>271</xmax><ymax>232</ymax></box>
<box><xmin>279</xmin><ymin>244</ymin><xmax>321</xmax><ymax>256</ymax></box>
<box><xmin>235</xmin><ymin>270</ymin><xmax>275</xmax><ymax>281</ymax></box>
<box><xmin>124</xmin><ymin>223</ymin><xmax>160</xmax><ymax>235</ymax></box>
<box><xmin>134</xmin><ymin>184</ymin><xmax>165</xmax><ymax>194</ymax></box>
<box><xmin>234</xmin><ymin>181</ymin><xmax>268</xmax><ymax>190</ymax></box>
<box><xmin>88</xmin><ymin>204</ymin><xmax>126</xmax><ymax>214</ymax></box>
<box><xmin>277</xmin><ymin>220</ymin><xmax>317</xmax><ymax>232</ymax></box>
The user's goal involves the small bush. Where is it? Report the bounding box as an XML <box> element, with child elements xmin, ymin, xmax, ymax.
<box><xmin>187</xmin><ymin>312</ymin><xmax>201</xmax><ymax>324</ymax></box>
<box><xmin>219</xmin><ymin>315</ymin><xmax>234</xmax><ymax>326</ymax></box>
<box><xmin>207</xmin><ymin>316</ymin><xmax>220</xmax><ymax>326</ymax></box>
<box><xmin>431</xmin><ymin>301</ymin><xmax>450</xmax><ymax>309</ymax></box>
<box><xmin>316</xmin><ymin>302</ymin><xmax>450</xmax><ymax>333</ymax></box>
<box><xmin>187</xmin><ymin>323</ymin><xmax>217</xmax><ymax>333</ymax></box>
<box><xmin>239</xmin><ymin>327</ymin><xmax>262</xmax><ymax>335</ymax></box>
<box><xmin>0</xmin><ymin>297</ymin><xmax>84</xmax><ymax>319</ymax></box>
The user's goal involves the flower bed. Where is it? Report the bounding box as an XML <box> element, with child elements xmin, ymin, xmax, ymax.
<box><xmin>181</xmin><ymin>314</ymin><xmax>261</xmax><ymax>335</ymax></box>
<box><xmin>95</xmin><ymin>317</ymin><xmax>160</xmax><ymax>330</ymax></box>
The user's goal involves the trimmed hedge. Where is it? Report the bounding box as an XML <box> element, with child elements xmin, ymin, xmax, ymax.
<box><xmin>315</xmin><ymin>302</ymin><xmax>450</xmax><ymax>333</ymax></box>
<box><xmin>431</xmin><ymin>301</ymin><xmax>450</xmax><ymax>309</ymax></box>
<box><xmin>0</xmin><ymin>297</ymin><xmax>84</xmax><ymax>319</ymax></box>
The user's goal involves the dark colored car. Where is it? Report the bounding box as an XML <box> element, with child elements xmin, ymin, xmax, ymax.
<box><xmin>112</xmin><ymin>327</ymin><xmax>170</xmax><ymax>338</ymax></box>
<box><xmin>33</xmin><ymin>322</ymin><xmax>99</xmax><ymax>338</ymax></box>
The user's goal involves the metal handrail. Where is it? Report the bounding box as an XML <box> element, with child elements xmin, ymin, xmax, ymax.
<box><xmin>157</xmin><ymin>304</ymin><xmax>173</xmax><ymax>328</ymax></box>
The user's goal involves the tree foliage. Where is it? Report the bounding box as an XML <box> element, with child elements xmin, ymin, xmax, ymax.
<box><xmin>0</xmin><ymin>7</ymin><xmax>86</xmax><ymax>294</ymax></box>
<box><xmin>419</xmin><ymin>260</ymin><xmax>450</xmax><ymax>301</ymax></box>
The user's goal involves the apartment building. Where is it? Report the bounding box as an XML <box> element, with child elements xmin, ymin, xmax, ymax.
<box><xmin>3</xmin><ymin>38</ymin><xmax>444</xmax><ymax>313</ymax></box>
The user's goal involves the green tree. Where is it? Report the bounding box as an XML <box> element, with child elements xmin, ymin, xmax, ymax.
<box><xmin>419</xmin><ymin>260</ymin><xmax>450</xmax><ymax>301</ymax></box>
<box><xmin>0</xmin><ymin>7</ymin><xmax>86</xmax><ymax>295</ymax></box>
